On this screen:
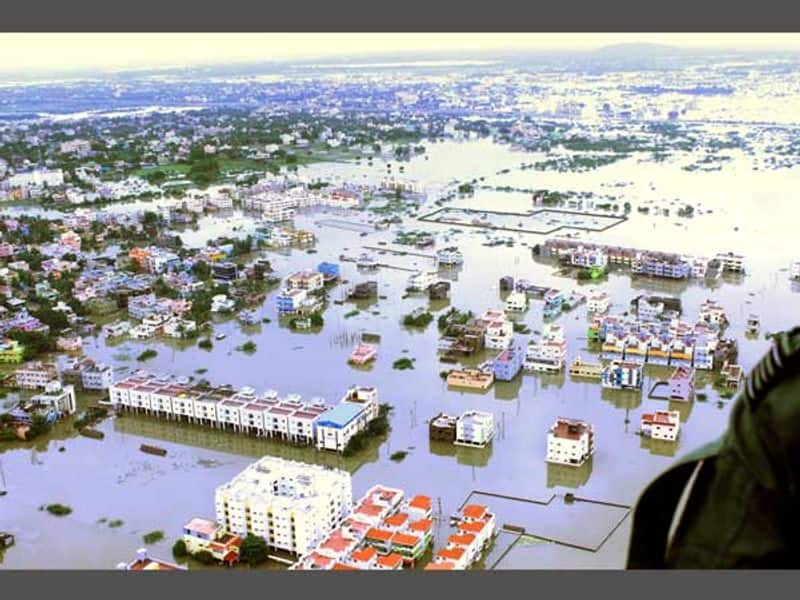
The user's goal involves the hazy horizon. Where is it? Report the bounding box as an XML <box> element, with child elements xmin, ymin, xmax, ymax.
<box><xmin>1</xmin><ymin>33</ymin><xmax>799</xmax><ymax>78</ymax></box>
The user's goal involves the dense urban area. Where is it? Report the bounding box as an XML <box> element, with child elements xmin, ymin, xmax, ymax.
<box><xmin>1</xmin><ymin>45</ymin><xmax>800</xmax><ymax>570</ymax></box>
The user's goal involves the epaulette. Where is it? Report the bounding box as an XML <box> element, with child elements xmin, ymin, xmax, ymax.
<box><xmin>743</xmin><ymin>327</ymin><xmax>800</xmax><ymax>411</ymax></box>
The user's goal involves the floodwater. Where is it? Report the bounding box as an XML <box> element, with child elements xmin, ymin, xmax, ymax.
<box><xmin>2</xmin><ymin>138</ymin><xmax>800</xmax><ymax>569</ymax></box>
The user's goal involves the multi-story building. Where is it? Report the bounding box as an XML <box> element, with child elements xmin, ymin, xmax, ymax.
<box><xmin>637</xmin><ymin>298</ymin><xmax>665</xmax><ymax>321</ymax></box>
<box><xmin>436</xmin><ymin>247</ymin><xmax>463</xmax><ymax>267</ymax></box>
<box><xmin>286</xmin><ymin>270</ymin><xmax>325</xmax><ymax>292</ymax></box>
<box><xmin>212</xmin><ymin>262</ymin><xmax>239</xmax><ymax>283</ymax></box>
<box><xmin>543</xmin><ymin>289</ymin><xmax>565</xmax><ymax>319</ymax></box>
<box><xmin>587</xmin><ymin>291</ymin><xmax>610</xmax><ymax>314</ymax></box>
<box><xmin>668</xmin><ymin>365</ymin><xmax>695</xmax><ymax>401</ymax></box>
<box><xmin>406</xmin><ymin>270</ymin><xmax>436</xmax><ymax>292</ymax></box>
<box><xmin>715</xmin><ymin>252</ymin><xmax>745</xmax><ymax>274</ymax></box>
<box><xmin>546</xmin><ymin>418</ymin><xmax>595</xmax><ymax>467</ymax></box>
<box><xmin>641</xmin><ymin>410</ymin><xmax>680</xmax><ymax>442</ymax></box>
<box><xmin>455</xmin><ymin>410</ymin><xmax>494</xmax><ymax>448</ymax></box>
<box><xmin>601</xmin><ymin>361</ymin><xmax>643</xmax><ymax>390</ymax></box>
<box><xmin>491</xmin><ymin>345</ymin><xmax>524</xmax><ymax>381</ymax></box>
<box><xmin>15</xmin><ymin>361</ymin><xmax>59</xmax><ymax>390</ymax></box>
<box><xmin>181</xmin><ymin>518</ymin><xmax>242</xmax><ymax>565</ymax></box>
<box><xmin>480</xmin><ymin>309</ymin><xmax>513</xmax><ymax>350</ymax></box>
<box><xmin>30</xmin><ymin>381</ymin><xmax>77</xmax><ymax>415</ymax></box>
<box><xmin>429</xmin><ymin>413</ymin><xmax>458</xmax><ymax>442</ymax></box>
<box><xmin>504</xmin><ymin>291</ymin><xmax>528</xmax><ymax>312</ymax></box>
<box><xmin>315</xmin><ymin>386</ymin><xmax>379</xmax><ymax>452</ymax></box>
<box><xmin>214</xmin><ymin>456</ymin><xmax>352</xmax><ymax>556</ymax></box>
<box><xmin>82</xmin><ymin>362</ymin><xmax>114</xmax><ymax>390</ymax></box>
<box><xmin>569</xmin><ymin>357</ymin><xmax>603</xmax><ymax>379</ymax></box>
<box><xmin>446</xmin><ymin>368</ymin><xmax>494</xmax><ymax>390</ymax></box>
<box><xmin>570</xmin><ymin>246</ymin><xmax>608</xmax><ymax>269</ymax></box>
<box><xmin>524</xmin><ymin>324</ymin><xmax>566</xmax><ymax>373</ymax></box>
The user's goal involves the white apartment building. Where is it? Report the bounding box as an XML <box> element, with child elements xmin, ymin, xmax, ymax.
<box><xmin>215</xmin><ymin>456</ymin><xmax>353</xmax><ymax>556</ymax></box>
<box><xmin>286</xmin><ymin>270</ymin><xmax>325</xmax><ymax>292</ymax></box>
<box><xmin>15</xmin><ymin>361</ymin><xmax>59</xmax><ymax>390</ymax></box>
<box><xmin>587</xmin><ymin>292</ymin><xmax>610</xmax><ymax>314</ymax></box>
<box><xmin>715</xmin><ymin>252</ymin><xmax>745</xmax><ymax>274</ymax></box>
<box><xmin>504</xmin><ymin>291</ymin><xmax>528</xmax><ymax>312</ymax></box>
<box><xmin>524</xmin><ymin>324</ymin><xmax>567</xmax><ymax>373</ymax></box>
<box><xmin>455</xmin><ymin>410</ymin><xmax>494</xmax><ymax>448</ymax></box>
<box><xmin>407</xmin><ymin>270</ymin><xmax>437</xmax><ymax>292</ymax></box>
<box><xmin>436</xmin><ymin>247</ymin><xmax>463</xmax><ymax>267</ymax></box>
<box><xmin>546</xmin><ymin>418</ymin><xmax>595</xmax><ymax>467</ymax></box>
<box><xmin>315</xmin><ymin>386</ymin><xmax>379</xmax><ymax>453</ymax></box>
<box><xmin>109</xmin><ymin>375</ymin><xmax>331</xmax><ymax>445</ymax></box>
<box><xmin>481</xmin><ymin>310</ymin><xmax>514</xmax><ymax>350</ymax></box>
<box><xmin>31</xmin><ymin>381</ymin><xmax>77</xmax><ymax>415</ymax></box>
<box><xmin>641</xmin><ymin>410</ymin><xmax>680</xmax><ymax>441</ymax></box>
<box><xmin>81</xmin><ymin>362</ymin><xmax>114</xmax><ymax>390</ymax></box>
<box><xmin>8</xmin><ymin>168</ymin><xmax>64</xmax><ymax>189</ymax></box>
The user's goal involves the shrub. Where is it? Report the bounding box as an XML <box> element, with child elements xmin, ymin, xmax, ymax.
<box><xmin>143</xmin><ymin>530</ymin><xmax>165</xmax><ymax>545</ymax></box>
<box><xmin>137</xmin><ymin>349</ymin><xmax>158</xmax><ymax>362</ymax></box>
<box><xmin>390</xmin><ymin>450</ymin><xmax>408</xmax><ymax>462</ymax></box>
<box><xmin>192</xmin><ymin>550</ymin><xmax>217</xmax><ymax>565</ymax></box>
<box><xmin>198</xmin><ymin>338</ymin><xmax>213</xmax><ymax>350</ymax></box>
<box><xmin>239</xmin><ymin>341</ymin><xmax>257</xmax><ymax>354</ymax></box>
<box><xmin>392</xmin><ymin>357</ymin><xmax>414</xmax><ymax>370</ymax></box>
<box><xmin>240</xmin><ymin>534</ymin><xmax>270</xmax><ymax>566</ymax></box>
<box><xmin>46</xmin><ymin>503</ymin><xmax>72</xmax><ymax>516</ymax></box>
<box><xmin>172</xmin><ymin>539</ymin><xmax>188</xmax><ymax>558</ymax></box>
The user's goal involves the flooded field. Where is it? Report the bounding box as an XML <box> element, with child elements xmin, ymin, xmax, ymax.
<box><xmin>2</xmin><ymin>138</ymin><xmax>800</xmax><ymax>569</ymax></box>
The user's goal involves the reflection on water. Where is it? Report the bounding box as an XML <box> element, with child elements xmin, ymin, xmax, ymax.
<box><xmin>601</xmin><ymin>388</ymin><xmax>643</xmax><ymax>411</ymax></box>
<box><xmin>113</xmin><ymin>413</ymin><xmax>381</xmax><ymax>474</ymax></box>
<box><xmin>546</xmin><ymin>460</ymin><xmax>594</xmax><ymax>490</ymax></box>
<box><xmin>639</xmin><ymin>436</ymin><xmax>680</xmax><ymax>458</ymax></box>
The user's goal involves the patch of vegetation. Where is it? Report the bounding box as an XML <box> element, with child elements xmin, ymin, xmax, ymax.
<box><xmin>512</xmin><ymin>322</ymin><xmax>530</xmax><ymax>334</ymax></box>
<box><xmin>46</xmin><ymin>503</ymin><xmax>72</xmax><ymax>516</ymax></box>
<box><xmin>344</xmin><ymin>309</ymin><xmax>360</xmax><ymax>319</ymax></box>
<box><xmin>198</xmin><ymin>338</ymin><xmax>213</xmax><ymax>350</ymax></box>
<box><xmin>342</xmin><ymin>404</ymin><xmax>393</xmax><ymax>456</ymax></box>
<box><xmin>143</xmin><ymin>530</ymin><xmax>165</xmax><ymax>545</ymax></box>
<box><xmin>390</xmin><ymin>450</ymin><xmax>408</xmax><ymax>462</ymax></box>
<box><xmin>240</xmin><ymin>534</ymin><xmax>270</xmax><ymax>566</ymax></box>
<box><xmin>241</xmin><ymin>341</ymin><xmax>258</xmax><ymax>353</ymax></box>
<box><xmin>392</xmin><ymin>357</ymin><xmax>415</xmax><ymax>370</ymax></box>
<box><xmin>172</xmin><ymin>539</ymin><xmax>188</xmax><ymax>558</ymax></box>
<box><xmin>402</xmin><ymin>310</ymin><xmax>433</xmax><ymax>328</ymax></box>
<box><xmin>136</xmin><ymin>349</ymin><xmax>158</xmax><ymax>362</ymax></box>
<box><xmin>195</xmin><ymin>368</ymin><xmax>208</xmax><ymax>374</ymax></box>
<box><xmin>108</xmin><ymin>519</ymin><xmax>124</xmax><ymax>528</ymax></box>
<box><xmin>262</xmin><ymin>317</ymin><xmax>271</xmax><ymax>324</ymax></box>
<box><xmin>192</xmin><ymin>550</ymin><xmax>217</xmax><ymax>565</ymax></box>
<box><xmin>73</xmin><ymin>406</ymin><xmax>109</xmax><ymax>430</ymax></box>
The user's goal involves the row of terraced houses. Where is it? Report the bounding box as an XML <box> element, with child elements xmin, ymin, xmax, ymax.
<box><xmin>108</xmin><ymin>373</ymin><xmax>380</xmax><ymax>452</ymax></box>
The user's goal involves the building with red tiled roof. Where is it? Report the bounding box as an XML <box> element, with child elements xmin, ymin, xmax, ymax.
<box><xmin>375</xmin><ymin>553</ymin><xmax>404</xmax><ymax>570</ymax></box>
<box><xmin>461</xmin><ymin>504</ymin><xmax>488</xmax><ymax>521</ymax></box>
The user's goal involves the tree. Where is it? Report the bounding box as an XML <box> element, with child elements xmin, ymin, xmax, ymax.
<box><xmin>240</xmin><ymin>535</ymin><xmax>270</xmax><ymax>566</ymax></box>
<box><xmin>172</xmin><ymin>540</ymin><xmax>188</xmax><ymax>558</ymax></box>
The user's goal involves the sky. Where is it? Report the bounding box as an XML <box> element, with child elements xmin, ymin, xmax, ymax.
<box><xmin>1</xmin><ymin>33</ymin><xmax>799</xmax><ymax>74</ymax></box>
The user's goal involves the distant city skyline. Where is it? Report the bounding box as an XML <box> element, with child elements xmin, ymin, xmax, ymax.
<box><xmin>1</xmin><ymin>33</ymin><xmax>799</xmax><ymax>75</ymax></box>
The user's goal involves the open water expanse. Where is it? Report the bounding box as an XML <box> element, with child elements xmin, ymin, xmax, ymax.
<box><xmin>2</xmin><ymin>138</ymin><xmax>799</xmax><ymax>569</ymax></box>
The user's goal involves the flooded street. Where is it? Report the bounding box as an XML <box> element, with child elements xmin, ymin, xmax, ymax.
<box><xmin>2</xmin><ymin>138</ymin><xmax>799</xmax><ymax>569</ymax></box>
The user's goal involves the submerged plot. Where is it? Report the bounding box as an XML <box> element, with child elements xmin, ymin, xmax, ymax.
<box><xmin>419</xmin><ymin>207</ymin><xmax>627</xmax><ymax>235</ymax></box>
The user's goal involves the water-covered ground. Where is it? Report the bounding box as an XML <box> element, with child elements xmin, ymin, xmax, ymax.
<box><xmin>2</xmin><ymin>138</ymin><xmax>799</xmax><ymax>569</ymax></box>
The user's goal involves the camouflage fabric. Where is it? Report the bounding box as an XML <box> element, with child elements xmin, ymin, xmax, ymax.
<box><xmin>627</xmin><ymin>327</ymin><xmax>800</xmax><ymax>568</ymax></box>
